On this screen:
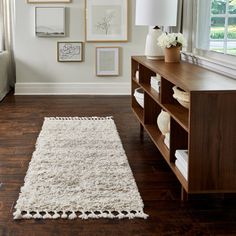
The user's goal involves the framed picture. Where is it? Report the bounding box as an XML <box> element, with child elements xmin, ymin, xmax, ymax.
<box><xmin>96</xmin><ymin>47</ymin><xmax>120</xmax><ymax>76</ymax></box>
<box><xmin>28</xmin><ymin>0</ymin><xmax>71</xmax><ymax>3</ymax></box>
<box><xmin>57</xmin><ymin>42</ymin><xmax>83</xmax><ymax>62</ymax></box>
<box><xmin>85</xmin><ymin>0</ymin><xmax>128</xmax><ymax>42</ymax></box>
<box><xmin>35</xmin><ymin>7</ymin><xmax>65</xmax><ymax>37</ymax></box>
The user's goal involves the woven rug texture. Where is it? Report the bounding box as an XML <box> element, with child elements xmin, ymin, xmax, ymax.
<box><xmin>13</xmin><ymin>117</ymin><xmax>148</xmax><ymax>220</ymax></box>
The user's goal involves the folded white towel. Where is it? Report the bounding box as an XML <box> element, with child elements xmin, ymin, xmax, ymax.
<box><xmin>175</xmin><ymin>159</ymin><xmax>188</xmax><ymax>180</ymax></box>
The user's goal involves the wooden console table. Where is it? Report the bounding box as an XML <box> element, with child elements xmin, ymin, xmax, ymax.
<box><xmin>131</xmin><ymin>56</ymin><xmax>236</xmax><ymax>200</ymax></box>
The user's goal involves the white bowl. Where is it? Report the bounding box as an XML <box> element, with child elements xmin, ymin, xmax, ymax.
<box><xmin>134</xmin><ymin>87</ymin><xmax>144</xmax><ymax>108</ymax></box>
<box><xmin>172</xmin><ymin>86</ymin><xmax>190</xmax><ymax>109</ymax></box>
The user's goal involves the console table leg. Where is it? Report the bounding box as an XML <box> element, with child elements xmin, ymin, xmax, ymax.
<box><xmin>140</xmin><ymin>124</ymin><xmax>144</xmax><ymax>139</ymax></box>
<box><xmin>181</xmin><ymin>187</ymin><xmax>188</xmax><ymax>201</ymax></box>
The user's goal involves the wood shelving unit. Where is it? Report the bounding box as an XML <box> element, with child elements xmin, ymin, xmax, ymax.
<box><xmin>131</xmin><ymin>56</ymin><xmax>236</xmax><ymax>198</ymax></box>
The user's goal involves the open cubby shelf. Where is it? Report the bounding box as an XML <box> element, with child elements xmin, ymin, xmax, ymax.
<box><xmin>131</xmin><ymin>56</ymin><xmax>236</xmax><ymax>199</ymax></box>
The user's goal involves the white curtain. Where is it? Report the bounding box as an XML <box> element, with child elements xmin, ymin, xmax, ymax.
<box><xmin>182</xmin><ymin>0</ymin><xmax>211</xmax><ymax>52</ymax></box>
<box><xmin>195</xmin><ymin>0</ymin><xmax>211</xmax><ymax>50</ymax></box>
<box><xmin>0</xmin><ymin>0</ymin><xmax>15</xmax><ymax>87</ymax></box>
<box><xmin>182</xmin><ymin>0</ymin><xmax>194</xmax><ymax>52</ymax></box>
<box><xmin>171</xmin><ymin>0</ymin><xmax>183</xmax><ymax>33</ymax></box>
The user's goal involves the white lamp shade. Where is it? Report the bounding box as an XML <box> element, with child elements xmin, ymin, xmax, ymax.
<box><xmin>135</xmin><ymin>0</ymin><xmax>178</xmax><ymax>26</ymax></box>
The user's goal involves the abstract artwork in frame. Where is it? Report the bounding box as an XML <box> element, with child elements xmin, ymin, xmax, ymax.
<box><xmin>57</xmin><ymin>42</ymin><xmax>83</xmax><ymax>62</ymax></box>
<box><xmin>86</xmin><ymin>0</ymin><xmax>128</xmax><ymax>42</ymax></box>
<box><xmin>35</xmin><ymin>7</ymin><xmax>65</xmax><ymax>37</ymax></box>
<box><xmin>28</xmin><ymin>0</ymin><xmax>71</xmax><ymax>3</ymax></box>
<box><xmin>96</xmin><ymin>47</ymin><xmax>120</xmax><ymax>76</ymax></box>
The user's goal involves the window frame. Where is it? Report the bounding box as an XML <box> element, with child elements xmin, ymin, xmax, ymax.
<box><xmin>210</xmin><ymin>0</ymin><xmax>236</xmax><ymax>55</ymax></box>
<box><xmin>182</xmin><ymin>0</ymin><xmax>236</xmax><ymax>78</ymax></box>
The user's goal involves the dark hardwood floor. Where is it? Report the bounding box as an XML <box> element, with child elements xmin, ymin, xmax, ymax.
<box><xmin>0</xmin><ymin>93</ymin><xmax>236</xmax><ymax>236</ymax></box>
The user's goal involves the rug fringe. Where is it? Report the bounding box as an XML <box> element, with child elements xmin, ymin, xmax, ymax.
<box><xmin>13</xmin><ymin>210</ymin><xmax>148</xmax><ymax>220</ymax></box>
<box><xmin>45</xmin><ymin>117</ymin><xmax>113</xmax><ymax>121</ymax></box>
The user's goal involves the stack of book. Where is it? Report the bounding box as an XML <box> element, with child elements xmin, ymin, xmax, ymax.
<box><xmin>175</xmin><ymin>150</ymin><xmax>188</xmax><ymax>180</ymax></box>
<box><xmin>150</xmin><ymin>74</ymin><xmax>161</xmax><ymax>93</ymax></box>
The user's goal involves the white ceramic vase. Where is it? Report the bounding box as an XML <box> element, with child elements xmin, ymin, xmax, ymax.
<box><xmin>157</xmin><ymin>110</ymin><xmax>170</xmax><ymax>135</ymax></box>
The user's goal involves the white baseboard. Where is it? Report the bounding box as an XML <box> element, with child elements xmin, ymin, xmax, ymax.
<box><xmin>15</xmin><ymin>82</ymin><xmax>131</xmax><ymax>95</ymax></box>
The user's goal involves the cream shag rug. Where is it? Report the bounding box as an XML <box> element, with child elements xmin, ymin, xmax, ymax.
<box><xmin>13</xmin><ymin>117</ymin><xmax>148</xmax><ymax>220</ymax></box>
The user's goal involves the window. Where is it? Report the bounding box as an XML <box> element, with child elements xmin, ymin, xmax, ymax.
<box><xmin>195</xmin><ymin>0</ymin><xmax>236</xmax><ymax>57</ymax></box>
<box><xmin>210</xmin><ymin>0</ymin><xmax>236</xmax><ymax>55</ymax></box>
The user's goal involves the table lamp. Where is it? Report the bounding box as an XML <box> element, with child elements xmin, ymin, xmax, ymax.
<box><xmin>135</xmin><ymin>0</ymin><xmax>178</xmax><ymax>60</ymax></box>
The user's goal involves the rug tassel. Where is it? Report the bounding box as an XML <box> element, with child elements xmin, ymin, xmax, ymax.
<box><xmin>117</xmin><ymin>211</ymin><xmax>126</xmax><ymax>219</ymax></box>
<box><xmin>68</xmin><ymin>211</ymin><xmax>77</xmax><ymax>220</ymax></box>
<box><xmin>135</xmin><ymin>211</ymin><xmax>149</xmax><ymax>219</ymax></box>
<box><xmin>89</xmin><ymin>211</ymin><xmax>99</xmax><ymax>219</ymax></box>
<box><xmin>107</xmin><ymin>211</ymin><xmax>115</xmax><ymax>219</ymax></box>
<box><xmin>13</xmin><ymin>210</ymin><xmax>22</xmax><ymax>220</ymax></box>
<box><xmin>79</xmin><ymin>211</ymin><xmax>89</xmax><ymax>220</ymax></box>
<box><xmin>33</xmin><ymin>211</ymin><xmax>43</xmax><ymax>219</ymax></box>
<box><xmin>45</xmin><ymin>116</ymin><xmax>113</xmax><ymax>121</ymax></box>
<box><xmin>43</xmin><ymin>211</ymin><xmax>52</xmax><ymax>219</ymax></box>
<box><xmin>127</xmin><ymin>212</ymin><xmax>135</xmax><ymax>219</ymax></box>
<box><xmin>61</xmin><ymin>211</ymin><xmax>68</xmax><ymax>219</ymax></box>
<box><xmin>23</xmin><ymin>211</ymin><xmax>32</xmax><ymax>219</ymax></box>
<box><xmin>100</xmin><ymin>212</ymin><xmax>108</xmax><ymax>218</ymax></box>
<box><xmin>52</xmin><ymin>211</ymin><xmax>60</xmax><ymax>219</ymax></box>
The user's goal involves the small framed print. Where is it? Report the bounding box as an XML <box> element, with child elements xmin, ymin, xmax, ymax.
<box><xmin>35</xmin><ymin>7</ymin><xmax>65</xmax><ymax>37</ymax></box>
<box><xmin>85</xmin><ymin>0</ymin><xmax>128</xmax><ymax>42</ymax></box>
<box><xmin>96</xmin><ymin>47</ymin><xmax>120</xmax><ymax>76</ymax></box>
<box><xmin>28</xmin><ymin>0</ymin><xmax>71</xmax><ymax>3</ymax></box>
<box><xmin>57</xmin><ymin>42</ymin><xmax>83</xmax><ymax>62</ymax></box>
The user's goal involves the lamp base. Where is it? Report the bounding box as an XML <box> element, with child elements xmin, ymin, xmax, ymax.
<box><xmin>145</xmin><ymin>28</ymin><xmax>164</xmax><ymax>60</ymax></box>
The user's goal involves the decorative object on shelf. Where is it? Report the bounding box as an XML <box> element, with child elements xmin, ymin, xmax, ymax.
<box><xmin>96</xmin><ymin>47</ymin><xmax>120</xmax><ymax>76</ymax></box>
<box><xmin>157</xmin><ymin>110</ymin><xmax>170</xmax><ymax>135</ymax></box>
<box><xmin>172</xmin><ymin>86</ymin><xmax>190</xmax><ymax>109</ymax></box>
<box><xmin>135</xmin><ymin>70</ymin><xmax>139</xmax><ymax>82</ymax></box>
<box><xmin>57</xmin><ymin>42</ymin><xmax>83</xmax><ymax>62</ymax></box>
<box><xmin>35</xmin><ymin>7</ymin><xmax>65</xmax><ymax>37</ymax></box>
<box><xmin>28</xmin><ymin>0</ymin><xmax>71</xmax><ymax>2</ymax></box>
<box><xmin>164</xmin><ymin>132</ymin><xmax>170</xmax><ymax>149</ymax></box>
<box><xmin>85</xmin><ymin>0</ymin><xmax>128</xmax><ymax>42</ymax></box>
<box><xmin>135</xmin><ymin>0</ymin><xmax>178</xmax><ymax>60</ymax></box>
<box><xmin>158</xmin><ymin>33</ymin><xmax>186</xmax><ymax>63</ymax></box>
<box><xmin>165</xmin><ymin>46</ymin><xmax>181</xmax><ymax>63</ymax></box>
<box><xmin>134</xmin><ymin>87</ymin><xmax>144</xmax><ymax>108</ymax></box>
<box><xmin>150</xmin><ymin>75</ymin><xmax>161</xmax><ymax>93</ymax></box>
<box><xmin>175</xmin><ymin>150</ymin><xmax>188</xmax><ymax>180</ymax></box>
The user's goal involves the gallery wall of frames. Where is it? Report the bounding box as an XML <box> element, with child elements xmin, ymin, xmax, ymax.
<box><xmin>14</xmin><ymin>0</ymin><xmax>146</xmax><ymax>95</ymax></box>
<box><xmin>30</xmin><ymin>0</ymin><xmax>128</xmax><ymax>77</ymax></box>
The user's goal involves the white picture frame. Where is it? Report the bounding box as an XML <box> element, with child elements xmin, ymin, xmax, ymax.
<box><xmin>96</xmin><ymin>47</ymin><xmax>120</xmax><ymax>76</ymax></box>
<box><xmin>28</xmin><ymin>0</ymin><xmax>71</xmax><ymax>3</ymax></box>
<box><xmin>57</xmin><ymin>42</ymin><xmax>83</xmax><ymax>62</ymax></box>
<box><xmin>35</xmin><ymin>7</ymin><xmax>65</xmax><ymax>37</ymax></box>
<box><xmin>85</xmin><ymin>0</ymin><xmax>128</xmax><ymax>42</ymax></box>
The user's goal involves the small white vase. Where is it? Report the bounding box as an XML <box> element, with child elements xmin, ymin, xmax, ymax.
<box><xmin>157</xmin><ymin>110</ymin><xmax>170</xmax><ymax>135</ymax></box>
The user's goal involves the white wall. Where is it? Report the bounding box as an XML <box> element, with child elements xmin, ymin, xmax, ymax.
<box><xmin>14</xmin><ymin>0</ymin><xmax>147</xmax><ymax>95</ymax></box>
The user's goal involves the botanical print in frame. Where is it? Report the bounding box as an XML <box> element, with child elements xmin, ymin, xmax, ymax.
<box><xmin>35</xmin><ymin>7</ymin><xmax>65</xmax><ymax>37</ymax></box>
<box><xmin>86</xmin><ymin>0</ymin><xmax>128</xmax><ymax>42</ymax></box>
<box><xmin>28</xmin><ymin>0</ymin><xmax>71</xmax><ymax>3</ymax></box>
<box><xmin>57</xmin><ymin>42</ymin><xmax>83</xmax><ymax>62</ymax></box>
<box><xmin>96</xmin><ymin>47</ymin><xmax>120</xmax><ymax>76</ymax></box>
